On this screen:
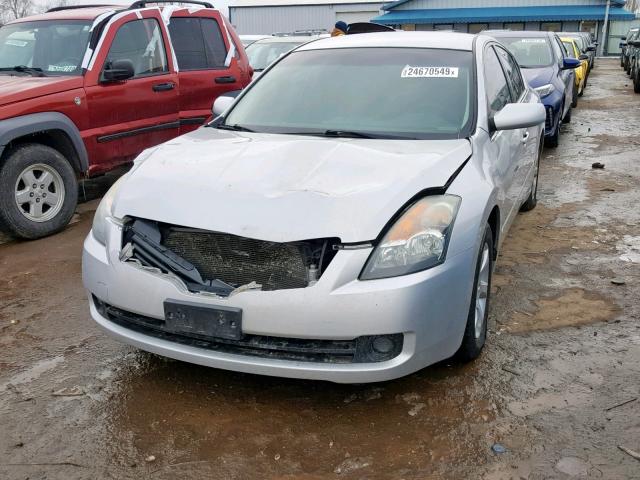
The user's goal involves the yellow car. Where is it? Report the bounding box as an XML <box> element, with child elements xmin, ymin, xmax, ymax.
<box><xmin>561</xmin><ymin>37</ymin><xmax>588</xmax><ymax>105</ymax></box>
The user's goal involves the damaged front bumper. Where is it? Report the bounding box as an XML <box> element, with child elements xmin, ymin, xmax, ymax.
<box><xmin>82</xmin><ymin>223</ymin><xmax>476</xmax><ymax>383</ymax></box>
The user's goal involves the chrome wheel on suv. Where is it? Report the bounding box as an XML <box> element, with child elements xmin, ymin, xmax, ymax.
<box><xmin>14</xmin><ymin>163</ymin><xmax>66</xmax><ymax>222</ymax></box>
<box><xmin>0</xmin><ymin>143</ymin><xmax>78</xmax><ymax>239</ymax></box>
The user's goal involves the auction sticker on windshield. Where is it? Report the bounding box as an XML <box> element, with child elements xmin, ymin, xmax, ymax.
<box><xmin>401</xmin><ymin>66</ymin><xmax>459</xmax><ymax>78</ymax></box>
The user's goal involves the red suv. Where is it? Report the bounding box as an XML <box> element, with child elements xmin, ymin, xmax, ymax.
<box><xmin>0</xmin><ymin>1</ymin><xmax>251</xmax><ymax>239</ymax></box>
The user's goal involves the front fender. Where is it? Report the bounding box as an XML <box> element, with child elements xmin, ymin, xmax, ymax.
<box><xmin>0</xmin><ymin>112</ymin><xmax>88</xmax><ymax>173</ymax></box>
<box><xmin>446</xmin><ymin>143</ymin><xmax>501</xmax><ymax>261</ymax></box>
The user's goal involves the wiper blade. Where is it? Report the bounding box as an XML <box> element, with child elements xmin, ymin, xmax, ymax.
<box><xmin>323</xmin><ymin>129</ymin><xmax>415</xmax><ymax>140</ymax></box>
<box><xmin>216</xmin><ymin>124</ymin><xmax>255</xmax><ymax>132</ymax></box>
<box><xmin>0</xmin><ymin>65</ymin><xmax>45</xmax><ymax>76</ymax></box>
<box><xmin>323</xmin><ymin>129</ymin><xmax>375</xmax><ymax>139</ymax></box>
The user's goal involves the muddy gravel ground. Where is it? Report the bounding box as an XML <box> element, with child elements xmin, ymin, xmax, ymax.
<box><xmin>1</xmin><ymin>59</ymin><xmax>639</xmax><ymax>480</ymax></box>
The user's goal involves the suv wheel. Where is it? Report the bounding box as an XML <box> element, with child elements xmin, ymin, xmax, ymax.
<box><xmin>634</xmin><ymin>67</ymin><xmax>640</xmax><ymax>93</ymax></box>
<box><xmin>455</xmin><ymin>224</ymin><xmax>493</xmax><ymax>362</ymax></box>
<box><xmin>0</xmin><ymin>143</ymin><xmax>78</xmax><ymax>239</ymax></box>
<box><xmin>563</xmin><ymin>104</ymin><xmax>572</xmax><ymax>124</ymax></box>
<box><xmin>571</xmin><ymin>83</ymin><xmax>579</xmax><ymax>107</ymax></box>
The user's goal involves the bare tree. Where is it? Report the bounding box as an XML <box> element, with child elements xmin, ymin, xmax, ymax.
<box><xmin>39</xmin><ymin>0</ymin><xmax>69</xmax><ymax>13</ymax></box>
<box><xmin>1</xmin><ymin>0</ymin><xmax>35</xmax><ymax>21</ymax></box>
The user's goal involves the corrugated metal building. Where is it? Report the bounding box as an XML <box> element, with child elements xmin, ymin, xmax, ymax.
<box><xmin>228</xmin><ymin>0</ymin><xmax>384</xmax><ymax>34</ymax></box>
<box><xmin>372</xmin><ymin>0</ymin><xmax>637</xmax><ymax>54</ymax></box>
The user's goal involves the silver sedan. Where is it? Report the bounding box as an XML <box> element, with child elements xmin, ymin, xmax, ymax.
<box><xmin>83</xmin><ymin>32</ymin><xmax>545</xmax><ymax>383</ymax></box>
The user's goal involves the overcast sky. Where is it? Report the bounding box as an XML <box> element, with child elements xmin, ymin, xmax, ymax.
<box><xmin>33</xmin><ymin>0</ymin><xmax>231</xmax><ymax>16</ymax></box>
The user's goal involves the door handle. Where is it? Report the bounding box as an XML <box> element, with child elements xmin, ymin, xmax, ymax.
<box><xmin>152</xmin><ymin>82</ymin><xmax>175</xmax><ymax>92</ymax></box>
<box><xmin>522</xmin><ymin>131</ymin><xmax>530</xmax><ymax>144</ymax></box>
<box><xmin>215</xmin><ymin>75</ymin><xmax>236</xmax><ymax>84</ymax></box>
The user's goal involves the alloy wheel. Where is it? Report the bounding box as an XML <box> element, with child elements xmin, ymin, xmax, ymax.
<box><xmin>14</xmin><ymin>163</ymin><xmax>66</xmax><ymax>222</ymax></box>
<box><xmin>474</xmin><ymin>243</ymin><xmax>491</xmax><ymax>339</ymax></box>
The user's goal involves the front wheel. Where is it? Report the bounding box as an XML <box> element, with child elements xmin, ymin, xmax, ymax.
<box><xmin>571</xmin><ymin>83</ymin><xmax>579</xmax><ymax>107</ymax></box>
<box><xmin>520</xmin><ymin>142</ymin><xmax>542</xmax><ymax>212</ymax></box>
<box><xmin>455</xmin><ymin>225</ymin><xmax>494</xmax><ymax>362</ymax></box>
<box><xmin>563</xmin><ymin>104</ymin><xmax>572</xmax><ymax>124</ymax></box>
<box><xmin>634</xmin><ymin>67</ymin><xmax>640</xmax><ymax>93</ymax></box>
<box><xmin>0</xmin><ymin>143</ymin><xmax>78</xmax><ymax>239</ymax></box>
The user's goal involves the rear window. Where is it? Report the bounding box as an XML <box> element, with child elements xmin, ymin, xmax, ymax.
<box><xmin>496</xmin><ymin>36</ymin><xmax>554</xmax><ymax>68</ymax></box>
<box><xmin>169</xmin><ymin>17</ymin><xmax>227</xmax><ymax>70</ymax></box>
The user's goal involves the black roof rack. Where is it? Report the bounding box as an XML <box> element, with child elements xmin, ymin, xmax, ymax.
<box><xmin>47</xmin><ymin>4</ymin><xmax>115</xmax><ymax>12</ymax></box>
<box><xmin>129</xmin><ymin>0</ymin><xmax>214</xmax><ymax>9</ymax></box>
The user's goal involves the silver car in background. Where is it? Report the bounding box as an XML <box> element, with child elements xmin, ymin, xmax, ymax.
<box><xmin>245</xmin><ymin>35</ymin><xmax>322</xmax><ymax>75</ymax></box>
<box><xmin>83</xmin><ymin>32</ymin><xmax>545</xmax><ymax>383</ymax></box>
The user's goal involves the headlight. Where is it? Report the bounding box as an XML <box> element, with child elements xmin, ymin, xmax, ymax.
<box><xmin>92</xmin><ymin>176</ymin><xmax>126</xmax><ymax>245</ymax></box>
<box><xmin>360</xmin><ymin>195</ymin><xmax>461</xmax><ymax>280</ymax></box>
<box><xmin>534</xmin><ymin>84</ymin><xmax>555</xmax><ymax>98</ymax></box>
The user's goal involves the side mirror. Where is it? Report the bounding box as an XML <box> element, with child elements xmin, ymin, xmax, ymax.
<box><xmin>562</xmin><ymin>57</ymin><xmax>582</xmax><ymax>70</ymax></box>
<box><xmin>101</xmin><ymin>59</ymin><xmax>134</xmax><ymax>83</ymax></box>
<box><xmin>621</xmin><ymin>36</ymin><xmax>627</xmax><ymax>41</ymax></box>
<box><xmin>586</xmin><ymin>45</ymin><xmax>596</xmax><ymax>51</ymax></box>
<box><xmin>620</xmin><ymin>42</ymin><xmax>626</xmax><ymax>48</ymax></box>
<box><xmin>491</xmin><ymin>103</ymin><xmax>546</xmax><ymax>132</ymax></box>
<box><xmin>212</xmin><ymin>95</ymin><xmax>235</xmax><ymax>117</ymax></box>
<box><xmin>579</xmin><ymin>54</ymin><xmax>589</xmax><ymax>61</ymax></box>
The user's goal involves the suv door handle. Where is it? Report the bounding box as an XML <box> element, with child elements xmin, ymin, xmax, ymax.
<box><xmin>215</xmin><ymin>75</ymin><xmax>236</xmax><ymax>84</ymax></box>
<box><xmin>152</xmin><ymin>82</ymin><xmax>175</xmax><ymax>92</ymax></box>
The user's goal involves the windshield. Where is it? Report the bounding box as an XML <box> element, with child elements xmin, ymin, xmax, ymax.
<box><xmin>246</xmin><ymin>41</ymin><xmax>304</xmax><ymax>71</ymax></box>
<box><xmin>0</xmin><ymin>20</ymin><xmax>92</xmax><ymax>75</ymax></box>
<box><xmin>224</xmin><ymin>47</ymin><xmax>474</xmax><ymax>140</ymax></box>
<box><xmin>497</xmin><ymin>37</ymin><xmax>553</xmax><ymax>68</ymax></box>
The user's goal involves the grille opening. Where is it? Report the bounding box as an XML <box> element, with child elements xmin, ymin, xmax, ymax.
<box><xmin>121</xmin><ymin>218</ymin><xmax>340</xmax><ymax>296</ymax></box>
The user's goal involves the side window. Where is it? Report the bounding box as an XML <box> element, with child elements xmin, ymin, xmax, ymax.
<box><xmin>495</xmin><ymin>46</ymin><xmax>525</xmax><ymax>102</ymax></box>
<box><xmin>105</xmin><ymin>19</ymin><xmax>168</xmax><ymax>77</ymax></box>
<box><xmin>168</xmin><ymin>17</ymin><xmax>228</xmax><ymax>70</ymax></box>
<box><xmin>550</xmin><ymin>36</ymin><xmax>563</xmax><ymax>64</ymax></box>
<box><xmin>484</xmin><ymin>47</ymin><xmax>511</xmax><ymax>118</ymax></box>
<box><xmin>201</xmin><ymin>18</ymin><xmax>228</xmax><ymax>67</ymax></box>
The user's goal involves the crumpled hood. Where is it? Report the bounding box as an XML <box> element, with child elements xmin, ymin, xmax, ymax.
<box><xmin>113</xmin><ymin>128</ymin><xmax>472</xmax><ymax>243</ymax></box>
<box><xmin>0</xmin><ymin>75</ymin><xmax>83</xmax><ymax>107</ymax></box>
<box><xmin>521</xmin><ymin>67</ymin><xmax>553</xmax><ymax>88</ymax></box>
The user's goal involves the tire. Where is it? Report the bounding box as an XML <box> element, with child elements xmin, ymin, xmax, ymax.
<box><xmin>634</xmin><ymin>68</ymin><xmax>640</xmax><ymax>93</ymax></box>
<box><xmin>0</xmin><ymin>143</ymin><xmax>78</xmax><ymax>239</ymax></box>
<box><xmin>520</xmin><ymin>142</ymin><xmax>542</xmax><ymax>212</ymax></box>
<box><xmin>545</xmin><ymin>123</ymin><xmax>559</xmax><ymax>148</ymax></box>
<box><xmin>455</xmin><ymin>225</ymin><xmax>493</xmax><ymax>362</ymax></box>
<box><xmin>621</xmin><ymin>55</ymin><xmax>625</xmax><ymax>67</ymax></box>
<box><xmin>563</xmin><ymin>105</ymin><xmax>572</xmax><ymax>124</ymax></box>
<box><xmin>571</xmin><ymin>83</ymin><xmax>579</xmax><ymax>108</ymax></box>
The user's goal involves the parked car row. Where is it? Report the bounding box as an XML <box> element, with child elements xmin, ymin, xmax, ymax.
<box><xmin>0</xmin><ymin>5</ymin><xmax>598</xmax><ymax>383</ymax></box>
<box><xmin>619</xmin><ymin>27</ymin><xmax>640</xmax><ymax>92</ymax></box>
<box><xmin>486</xmin><ymin>30</ymin><xmax>585</xmax><ymax>148</ymax></box>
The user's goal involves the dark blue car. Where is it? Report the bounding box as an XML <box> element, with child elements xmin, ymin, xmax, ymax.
<box><xmin>487</xmin><ymin>31</ymin><xmax>581</xmax><ymax>147</ymax></box>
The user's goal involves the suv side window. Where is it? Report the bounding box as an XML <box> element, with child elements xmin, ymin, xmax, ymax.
<box><xmin>484</xmin><ymin>46</ymin><xmax>511</xmax><ymax>118</ymax></box>
<box><xmin>495</xmin><ymin>46</ymin><xmax>525</xmax><ymax>102</ymax></box>
<box><xmin>105</xmin><ymin>19</ymin><xmax>168</xmax><ymax>77</ymax></box>
<box><xmin>169</xmin><ymin>17</ymin><xmax>228</xmax><ymax>70</ymax></box>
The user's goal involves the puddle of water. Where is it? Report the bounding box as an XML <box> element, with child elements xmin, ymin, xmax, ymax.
<box><xmin>503</xmin><ymin>288</ymin><xmax>618</xmax><ymax>333</ymax></box>
<box><xmin>0</xmin><ymin>355</ymin><xmax>65</xmax><ymax>393</ymax></box>
<box><xmin>617</xmin><ymin>235</ymin><xmax>640</xmax><ymax>263</ymax></box>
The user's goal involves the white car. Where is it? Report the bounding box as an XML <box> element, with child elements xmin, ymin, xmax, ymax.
<box><xmin>83</xmin><ymin>32</ymin><xmax>545</xmax><ymax>383</ymax></box>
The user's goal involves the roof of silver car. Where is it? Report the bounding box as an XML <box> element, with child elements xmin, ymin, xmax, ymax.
<box><xmin>296</xmin><ymin>31</ymin><xmax>478</xmax><ymax>52</ymax></box>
